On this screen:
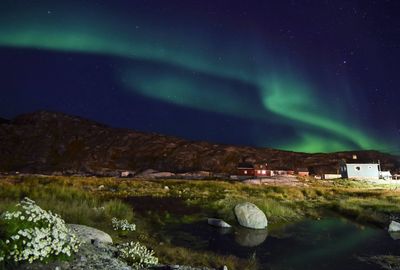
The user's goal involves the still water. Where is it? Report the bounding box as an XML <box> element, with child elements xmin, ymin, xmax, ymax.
<box><xmin>127</xmin><ymin>197</ymin><xmax>399</xmax><ymax>269</ymax></box>
<box><xmin>169</xmin><ymin>218</ymin><xmax>399</xmax><ymax>270</ymax></box>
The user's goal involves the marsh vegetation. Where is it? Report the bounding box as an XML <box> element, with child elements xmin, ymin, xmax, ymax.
<box><xmin>0</xmin><ymin>175</ymin><xmax>399</xmax><ymax>269</ymax></box>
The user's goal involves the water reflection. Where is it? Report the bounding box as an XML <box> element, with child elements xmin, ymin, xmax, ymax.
<box><xmin>389</xmin><ymin>232</ymin><xmax>400</xmax><ymax>240</ymax></box>
<box><xmin>234</xmin><ymin>228</ymin><xmax>268</xmax><ymax>247</ymax></box>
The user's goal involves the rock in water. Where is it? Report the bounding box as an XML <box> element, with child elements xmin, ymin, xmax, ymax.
<box><xmin>207</xmin><ymin>218</ymin><xmax>232</xmax><ymax>228</ymax></box>
<box><xmin>234</xmin><ymin>202</ymin><xmax>268</xmax><ymax>229</ymax></box>
<box><xmin>389</xmin><ymin>221</ymin><xmax>400</xmax><ymax>232</ymax></box>
<box><xmin>68</xmin><ymin>224</ymin><xmax>113</xmax><ymax>244</ymax></box>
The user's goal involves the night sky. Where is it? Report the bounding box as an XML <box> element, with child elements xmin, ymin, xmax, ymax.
<box><xmin>0</xmin><ymin>0</ymin><xmax>399</xmax><ymax>154</ymax></box>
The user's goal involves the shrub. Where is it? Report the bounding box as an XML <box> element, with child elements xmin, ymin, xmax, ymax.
<box><xmin>0</xmin><ymin>198</ymin><xmax>80</xmax><ymax>266</ymax></box>
<box><xmin>118</xmin><ymin>241</ymin><xmax>158</xmax><ymax>269</ymax></box>
<box><xmin>111</xmin><ymin>217</ymin><xmax>136</xmax><ymax>232</ymax></box>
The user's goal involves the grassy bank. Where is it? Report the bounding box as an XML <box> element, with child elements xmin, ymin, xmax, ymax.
<box><xmin>1</xmin><ymin>175</ymin><xmax>400</xmax><ymax>269</ymax></box>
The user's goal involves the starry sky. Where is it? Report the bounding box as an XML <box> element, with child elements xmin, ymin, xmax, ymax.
<box><xmin>0</xmin><ymin>0</ymin><xmax>399</xmax><ymax>154</ymax></box>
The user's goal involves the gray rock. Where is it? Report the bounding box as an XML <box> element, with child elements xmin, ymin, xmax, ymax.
<box><xmin>149</xmin><ymin>172</ymin><xmax>175</xmax><ymax>178</ymax></box>
<box><xmin>14</xmin><ymin>239</ymin><xmax>131</xmax><ymax>269</ymax></box>
<box><xmin>68</xmin><ymin>224</ymin><xmax>113</xmax><ymax>244</ymax></box>
<box><xmin>389</xmin><ymin>221</ymin><xmax>400</xmax><ymax>232</ymax></box>
<box><xmin>234</xmin><ymin>202</ymin><xmax>268</xmax><ymax>229</ymax></box>
<box><xmin>207</xmin><ymin>218</ymin><xmax>232</xmax><ymax>228</ymax></box>
<box><xmin>136</xmin><ymin>169</ymin><xmax>159</xmax><ymax>177</ymax></box>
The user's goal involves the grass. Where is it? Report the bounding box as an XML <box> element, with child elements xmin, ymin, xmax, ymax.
<box><xmin>1</xmin><ymin>175</ymin><xmax>400</xmax><ymax>269</ymax></box>
<box><xmin>0</xmin><ymin>176</ymin><xmax>134</xmax><ymax>239</ymax></box>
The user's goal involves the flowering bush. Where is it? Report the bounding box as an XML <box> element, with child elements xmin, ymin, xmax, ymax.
<box><xmin>118</xmin><ymin>241</ymin><xmax>158</xmax><ymax>269</ymax></box>
<box><xmin>0</xmin><ymin>197</ymin><xmax>80</xmax><ymax>266</ymax></box>
<box><xmin>111</xmin><ymin>217</ymin><xmax>136</xmax><ymax>232</ymax></box>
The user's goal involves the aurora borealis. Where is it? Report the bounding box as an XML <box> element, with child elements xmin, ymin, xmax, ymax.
<box><xmin>0</xmin><ymin>1</ymin><xmax>399</xmax><ymax>154</ymax></box>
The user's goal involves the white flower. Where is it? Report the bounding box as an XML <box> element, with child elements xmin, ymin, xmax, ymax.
<box><xmin>118</xmin><ymin>241</ymin><xmax>158</xmax><ymax>269</ymax></box>
<box><xmin>1</xmin><ymin>198</ymin><xmax>81</xmax><ymax>264</ymax></box>
<box><xmin>112</xmin><ymin>217</ymin><xmax>136</xmax><ymax>232</ymax></box>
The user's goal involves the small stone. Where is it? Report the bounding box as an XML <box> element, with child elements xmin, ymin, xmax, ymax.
<box><xmin>164</xmin><ymin>186</ymin><xmax>170</xmax><ymax>190</ymax></box>
<box><xmin>221</xmin><ymin>266</ymin><xmax>228</xmax><ymax>270</ymax></box>
<box><xmin>207</xmin><ymin>218</ymin><xmax>232</xmax><ymax>228</ymax></box>
<box><xmin>98</xmin><ymin>185</ymin><xmax>105</xmax><ymax>190</ymax></box>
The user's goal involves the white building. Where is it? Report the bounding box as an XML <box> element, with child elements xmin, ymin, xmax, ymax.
<box><xmin>340</xmin><ymin>162</ymin><xmax>380</xmax><ymax>180</ymax></box>
<box><xmin>380</xmin><ymin>171</ymin><xmax>392</xmax><ymax>180</ymax></box>
<box><xmin>340</xmin><ymin>161</ymin><xmax>392</xmax><ymax>180</ymax></box>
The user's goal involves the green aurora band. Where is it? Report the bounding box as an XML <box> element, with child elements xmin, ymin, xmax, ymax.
<box><xmin>0</xmin><ymin>8</ymin><xmax>387</xmax><ymax>153</ymax></box>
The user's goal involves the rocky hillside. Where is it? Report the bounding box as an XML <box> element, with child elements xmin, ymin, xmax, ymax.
<box><xmin>0</xmin><ymin>111</ymin><xmax>399</xmax><ymax>176</ymax></box>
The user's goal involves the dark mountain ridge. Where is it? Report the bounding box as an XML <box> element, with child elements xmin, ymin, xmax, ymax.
<box><xmin>0</xmin><ymin>111</ymin><xmax>399</xmax><ymax>176</ymax></box>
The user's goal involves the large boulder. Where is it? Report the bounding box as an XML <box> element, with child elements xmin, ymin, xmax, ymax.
<box><xmin>68</xmin><ymin>224</ymin><xmax>113</xmax><ymax>244</ymax></box>
<box><xmin>389</xmin><ymin>221</ymin><xmax>400</xmax><ymax>232</ymax></box>
<box><xmin>234</xmin><ymin>202</ymin><xmax>268</xmax><ymax>229</ymax></box>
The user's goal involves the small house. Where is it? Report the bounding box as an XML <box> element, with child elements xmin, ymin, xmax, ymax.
<box><xmin>254</xmin><ymin>163</ymin><xmax>272</xmax><ymax>177</ymax></box>
<box><xmin>237</xmin><ymin>163</ymin><xmax>255</xmax><ymax>176</ymax></box>
<box><xmin>274</xmin><ymin>170</ymin><xmax>288</xmax><ymax>176</ymax></box>
<box><xmin>120</xmin><ymin>171</ymin><xmax>135</xmax><ymax>177</ymax></box>
<box><xmin>380</xmin><ymin>171</ymin><xmax>392</xmax><ymax>180</ymax></box>
<box><xmin>296</xmin><ymin>168</ymin><xmax>309</xmax><ymax>177</ymax></box>
<box><xmin>339</xmin><ymin>162</ymin><xmax>380</xmax><ymax>180</ymax></box>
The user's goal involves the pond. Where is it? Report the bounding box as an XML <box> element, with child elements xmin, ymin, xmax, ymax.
<box><xmin>127</xmin><ymin>197</ymin><xmax>400</xmax><ymax>269</ymax></box>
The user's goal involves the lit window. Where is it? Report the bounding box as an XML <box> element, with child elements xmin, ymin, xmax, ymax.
<box><xmin>257</xmin><ymin>170</ymin><xmax>261</xmax><ymax>174</ymax></box>
<box><xmin>262</xmin><ymin>170</ymin><xmax>266</xmax><ymax>174</ymax></box>
<box><xmin>244</xmin><ymin>170</ymin><xmax>247</xmax><ymax>174</ymax></box>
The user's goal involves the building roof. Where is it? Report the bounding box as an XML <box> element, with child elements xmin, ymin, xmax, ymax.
<box><xmin>237</xmin><ymin>163</ymin><xmax>254</xmax><ymax>169</ymax></box>
<box><xmin>345</xmin><ymin>163</ymin><xmax>379</xmax><ymax>165</ymax></box>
